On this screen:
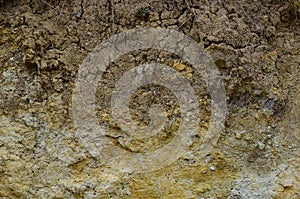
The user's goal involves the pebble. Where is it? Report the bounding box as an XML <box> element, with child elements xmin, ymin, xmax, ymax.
<box><xmin>173</xmin><ymin>60</ymin><xmax>185</xmax><ymax>71</ymax></box>
<box><xmin>257</xmin><ymin>141</ymin><xmax>265</xmax><ymax>150</ymax></box>
<box><xmin>235</xmin><ymin>132</ymin><xmax>242</xmax><ymax>139</ymax></box>
<box><xmin>210</xmin><ymin>166</ymin><xmax>216</xmax><ymax>171</ymax></box>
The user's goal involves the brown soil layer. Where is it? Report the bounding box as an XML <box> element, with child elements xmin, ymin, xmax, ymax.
<box><xmin>0</xmin><ymin>0</ymin><xmax>299</xmax><ymax>198</ymax></box>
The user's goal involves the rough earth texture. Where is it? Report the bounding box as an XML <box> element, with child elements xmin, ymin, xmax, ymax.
<box><xmin>0</xmin><ymin>0</ymin><xmax>299</xmax><ymax>198</ymax></box>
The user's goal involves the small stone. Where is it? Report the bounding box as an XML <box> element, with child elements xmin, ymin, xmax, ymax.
<box><xmin>205</xmin><ymin>155</ymin><xmax>211</xmax><ymax>163</ymax></box>
<box><xmin>235</xmin><ymin>132</ymin><xmax>242</xmax><ymax>139</ymax></box>
<box><xmin>186</xmin><ymin>67</ymin><xmax>193</xmax><ymax>73</ymax></box>
<box><xmin>257</xmin><ymin>141</ymin><xmax>265</xmax><ymax>150</ymax></box>
<box><xmin>173</xmin><ymin>60</ymin><xmax>185</xmax><ymax>71</ymax></box>
<box><xmin>210</xmin><ymin>166</ymin><xmax>216</xmax><ymax>171</ymax></box>
<box><xmin>185</xmin><ymin>73</ymin><xmax>193</xmax><ymax>78</ymax></box>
